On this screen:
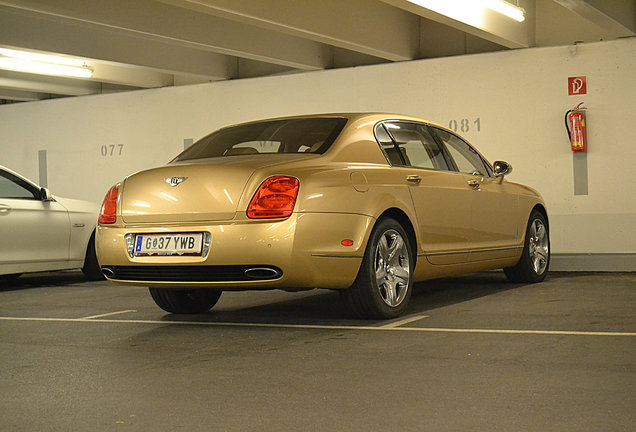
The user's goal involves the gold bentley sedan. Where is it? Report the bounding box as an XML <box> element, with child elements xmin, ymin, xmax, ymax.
<box><xmin>96</xmin><ymin>113</ymin><xmax>549</xmax><ymax>319</ymax></box>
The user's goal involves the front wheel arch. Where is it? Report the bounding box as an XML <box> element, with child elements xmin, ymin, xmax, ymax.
<box><xmin>504</xmin><ymin>209</ymin><xmax>550</xmax><ymax>283</ymax></box>
<box><xmin>531</xmin><ymin>204</ymin><xmax>549</xmax><ymax>231</ymax></box>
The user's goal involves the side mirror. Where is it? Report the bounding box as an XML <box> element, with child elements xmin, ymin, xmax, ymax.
<box><xmin>493</xmin><ymin>160</ymin><xmax>512</xmax><ymax>177</ymax></box>
<box><xmin>40</xmin><ymin>188</ymin><xmax>54</xmax><ymax>202</ymax></box>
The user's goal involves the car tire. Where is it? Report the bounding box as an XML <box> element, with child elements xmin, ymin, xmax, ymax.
<box><xmin>342</xmin><ymin>217</ymin><xmax>413</xmax><ymax>319</ymax></box>
<box><xmin>149</xmin><ymin>287</ymin><xmax>222</xmax><ymax>314</ymax></box>
<box><xmin>504</xmin><ymin>210</ymin><xmax>550</xmax><ymax>283</ymax></box>
<box><xmin>82</xmin><ymin>232</ymin><xmax>105</xmax><ymax>281</ymax></box>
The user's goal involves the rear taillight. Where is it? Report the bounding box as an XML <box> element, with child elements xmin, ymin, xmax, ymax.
<box><xmin>98</xmin><ymin>184</ymin><xmax>119</xmax><ymax>224</ymax></box>
<box><xmin>247</xmin><ymin>176</ymin><xmax>299</xmax><ymax>219</ymax></box>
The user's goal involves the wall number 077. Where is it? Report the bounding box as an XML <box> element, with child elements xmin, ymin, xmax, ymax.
<box><xmin>448</xmin><ymin>118</ymin><xmax>481</xmax><ymax>133</ymax></box>
<box><xmin>101</xmin><ymin>144</ymin><xmax>124</xmax><ymax>156</ymax></box>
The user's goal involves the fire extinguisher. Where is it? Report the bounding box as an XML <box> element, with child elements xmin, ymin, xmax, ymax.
<box><xmin>565</xmin><ymin>103</ymin><xmax>587</xmax><ymax>152</ymax></box>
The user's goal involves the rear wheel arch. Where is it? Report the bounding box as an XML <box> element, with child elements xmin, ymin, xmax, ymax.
<box><xmin>82</xmin><ymin>230</ymin><xmax>105</xmax><ymax>281</ymax></box>
<box><xmin>342</xmin><ymin>216</ymin><xmax>414</xmax><ymax>319</ymax></box>
<box><xmin>376</xmin><ymin>208</ymin><xmax>418</xmax><ymax>264</ymax></box>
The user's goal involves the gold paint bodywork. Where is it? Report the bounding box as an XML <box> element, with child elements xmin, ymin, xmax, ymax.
<box><xmin>96</xmin><ymin>113</ymin><xmax>547</xmax><ymax>290</ymax></box>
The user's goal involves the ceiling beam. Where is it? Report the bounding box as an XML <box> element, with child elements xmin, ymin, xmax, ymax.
<box><xmin>552</xmin><ymin>0</ymin><xmax>636</xmax><ymax>38</ymax></box>
<box><xmin>0</xmin><ymin>70</ymin><xmax>101</xmax><ymax>96</ymax></box>
<box><xmin>381</xmin><ymin>0</ymin><xmax>536</xmax><ymax>49</ymax></box>
<box><xmin>158</xmin><ymin>0</ymin><xmax>419</xmax><ymax>61</ymax></box>
<box><xmin>0</xmin><ymin>0</ymin><xmax>331</xmax><ymax>71</ymax></box>
<box><xmin>0</xmin><ymin>6</ymin><xmax>236</xmax><ymax>81</ymax></box>
<box><xmin>89</xmin><ymin>63</ymin><xmax>174</xmax><ymax>89</ymax></box>
<box><xmin>0</xmin><ymin>87</ymin><xmax>46</xmax><ymax>101</ymax></box>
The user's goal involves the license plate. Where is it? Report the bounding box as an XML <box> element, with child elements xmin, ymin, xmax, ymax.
<box><xmin>134</xmin><ymin>233</ymin><xmax>204</xmax><ymax>256</ymax></box>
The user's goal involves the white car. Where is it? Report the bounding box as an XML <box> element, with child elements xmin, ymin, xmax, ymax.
<box><xmin>0</xmin><ymin>165</ymin><xmax>101</xmax><ymax>281</ymax></box>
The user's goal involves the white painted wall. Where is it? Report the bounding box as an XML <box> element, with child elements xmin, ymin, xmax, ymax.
<box><xmin>1</xmin><ymin>38</ymin><xmax>634</xmax><ymax>268</ymax></box>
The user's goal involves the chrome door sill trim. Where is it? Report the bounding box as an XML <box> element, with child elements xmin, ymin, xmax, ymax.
<box><xmin>311</xmin><ymin>254</ymin><xmax>363</xmax><ymax>259</ymax></box>
<box><xmin>420</xmin><ymin>246</ymin><xmax>522</xmax><ymax>258</ymax></box>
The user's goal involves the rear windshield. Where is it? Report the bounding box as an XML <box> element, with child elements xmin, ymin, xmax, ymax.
<box><xmin>173</xmin><ymin>117</ymin><xmax>347</xmax><ymax>162</ymax></box>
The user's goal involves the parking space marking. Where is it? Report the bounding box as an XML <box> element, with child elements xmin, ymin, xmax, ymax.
<box><xmin>80</xmin><ymin>310</ymin><xmax>138</xmax><ymax>320</ymax></box>
<box><xmin>0</xmin><ymin>316</ymin><xmax>635</xmax><ymax>337</ymax></box>
<box><xmin>380</xmin><ymin>314</ymin><xmax>429</xmax><ymax>328</ymax></box>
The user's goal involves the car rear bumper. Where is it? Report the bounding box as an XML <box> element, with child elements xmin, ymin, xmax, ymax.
<box><xmin>96</xmin><ymin>212</ymin><xmax>373</xmax><ymax>290</ymax></box>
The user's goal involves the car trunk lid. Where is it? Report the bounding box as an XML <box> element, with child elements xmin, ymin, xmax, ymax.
<box><xmin>119</xmin><ymin>155</ymin><xmax>314</xmax><ymax>224</ymax></box>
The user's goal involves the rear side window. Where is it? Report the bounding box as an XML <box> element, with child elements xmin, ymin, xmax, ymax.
<box><xmin>376</xmin><ymin>122</ymin><xmax>449</xmax><ymax>170</ymax></box>
<box><xmin>374</xmin><ymin>124</ymin><xmax>403</xmax><ymax>165</ymax></box>
<box><xmin>173</xmin><ymin>118</ymin><xmax>347</xmax><ymax>162</ymax></box>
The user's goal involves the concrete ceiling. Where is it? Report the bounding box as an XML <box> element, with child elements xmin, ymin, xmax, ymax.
<box><xmin>0</xmin><ymin>0</ymin><xmax>634</xmax><ymax>103</ymax></box>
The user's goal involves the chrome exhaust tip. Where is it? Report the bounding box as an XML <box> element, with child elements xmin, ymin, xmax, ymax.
<box><xmin>244</xmin><ymin>267</ymin><xmax>282</xmax><ymax>280</ymax></box>
<box><xmin>101</xmin><ymin>267</ymin><xmax>116</xmax><ymax>278</ymax></box>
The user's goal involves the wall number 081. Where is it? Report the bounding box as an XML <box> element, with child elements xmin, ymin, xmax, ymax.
<box><xmin>101</xmin><ymin>144</ymin><xmax>124</xmax><ymax>156</ymax></box>
<box><xmin>448</xmin><ymin>118</ymin><xmax>481</xmax><ymax>133</ymax></box>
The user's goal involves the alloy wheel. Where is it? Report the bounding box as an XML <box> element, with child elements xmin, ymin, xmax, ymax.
<box><xmin>528</xmin><ymin>219</ymin><xmax>549</xmax><ymax>275</ymax></box>
<box><xmin>374</xmin><ymin>229</ymin><xmax>410</xmax><ymax>307</ymax></box>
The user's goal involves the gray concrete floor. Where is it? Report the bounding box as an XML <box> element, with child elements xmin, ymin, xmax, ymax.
<box><xmin>0</xmin><ymin>271</ymin><xmax>634</xmax><ymax>432</ymax></box>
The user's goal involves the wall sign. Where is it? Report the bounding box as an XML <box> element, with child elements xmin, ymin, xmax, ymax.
<box><xmin>568</xmin><ymin>76</ymin><xmax>587</xmax><ymax>95</ymax></box>
<box><xmin>448</xmin><ymin>117</ymin><xmax>481</xmax><ymax>133</ymax></box>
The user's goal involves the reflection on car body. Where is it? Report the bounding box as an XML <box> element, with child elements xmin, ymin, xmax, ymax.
<box><xmin>96</xmin><ymin>113</ymin><xmax>550</xmax><ymax>318</ymax></box>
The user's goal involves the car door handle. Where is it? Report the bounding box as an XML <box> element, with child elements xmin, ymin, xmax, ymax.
<box><xmin>0</xmin><ymin>204</ymin><xmax>11</xmax><ymax>215</ymax></box>
<box><xmin>467</xmin><ymin>179</ymin><xmax>481</xmax><ymax>188</ymax></box>
<box><xmin>406</xmin><ymin>175</ymin><xmax>421</xmax><ymax>184</ymax></box>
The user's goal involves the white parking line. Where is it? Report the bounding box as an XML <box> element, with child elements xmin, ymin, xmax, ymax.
<box><xmin>0</xmin><ymin>316</ymin><xmax>635</xmax><ymax>337</ymax></box>
<box><xmin>80</xmin><ymin>310</ymin><xmax>138</xmax><ymax>320</ymax></box>
<box><xmin>380</xmin><ymin>314</ymin><xmax>429</xmax><ymax>328</ymax></box>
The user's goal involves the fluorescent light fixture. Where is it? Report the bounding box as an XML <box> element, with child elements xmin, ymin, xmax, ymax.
<box><xmin>0</xmin><ymin>48</ymin><xmax>93</xmax><ymax>78</ymax></box>
<box><xmin>484</xmin><ymin>0</ymin><xmax>525</xmax><ymax>22</ymax></box>
<box><xmin>0</xmin><ymin>48</ymin><xmax>86</xmax><ymax>67</ymax></box>
<box><xmin>406</xmin><ymin>0</ymin><xmax>525</xmax><ymax>23</ymax></box>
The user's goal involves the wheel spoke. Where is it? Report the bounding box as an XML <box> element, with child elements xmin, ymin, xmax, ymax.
<box><xmin>536</xmin><ymin>223</ymin><xmax>546</xmax><ymax>241</ymax></box>
<box><xmin>530</xmin><ymin>222</ymin><xmax>538</xmax><ymax>239</ymax></box>
<box><xmin>384</xmin><ymin>281</ymin><xmax>397</xmax><ymax>306</ymax></box>
<box><xmin>536</xmin><ymin>248</ymin><xmax>548</xmax><ymax>260</ymax></box>
<box><xmin>393</xmin><ymin>266</ymin><xmax>409</xmax><ymax>285</ymax></box>
<box><xmin>377</xmin><ymin>235</ymin><xmax>389</xmax><ymax>262</ymax></box>
<box><xmin>387</xmin><ymin>235</ymin><xmax>404</xmax><ymax>264</ymax></box>
<box><xmin>375</xmin><ymin>266</ymin><xmax>387</xmax><ymax>286</ymax></box>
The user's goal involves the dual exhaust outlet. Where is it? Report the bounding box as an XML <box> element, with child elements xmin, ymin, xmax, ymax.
<box><xmin>243</xmin><ymin>267</ymin><xmax>281</xmax><ymax>280</ymax></box>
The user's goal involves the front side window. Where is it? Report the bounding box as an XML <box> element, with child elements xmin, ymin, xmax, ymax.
<box><xmin>377</xmin><ymin>122</ymin><xmax>449</xmax><ymax>170</ymax></box>
<box><xmin>0</xmin><ymin>170</ymin><xmax>38</xmax><ymax>199</ymax></box>
<box><xmin>173</xmin><ymin>118</ymin><xmax>347</xmax><ymax>162</ymax></box>
<box><xmin>431</xmin><ymin>127</ymin><xmax>492</xmax><ymax>176</ymax></box>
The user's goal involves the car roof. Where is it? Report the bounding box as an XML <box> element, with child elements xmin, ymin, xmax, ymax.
<box><xmin>217</xmin><ymin>113</ymin><xmax>448</xmax><ymax>131</ymax></box>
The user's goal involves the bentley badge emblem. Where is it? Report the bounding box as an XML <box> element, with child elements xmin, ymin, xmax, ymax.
<box><xmin>165</xmin><ymin>177</ymin><xmax>188</xmax><ymax>187</ymax></box>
